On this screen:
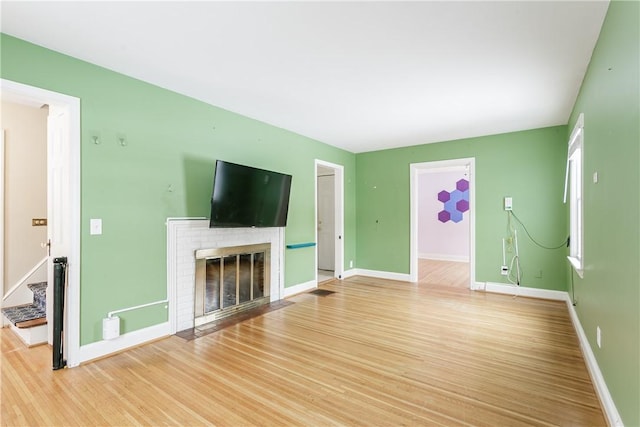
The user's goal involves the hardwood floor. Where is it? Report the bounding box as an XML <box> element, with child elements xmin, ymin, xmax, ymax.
<box><xmin>419</xmin><ymin>258</ymin><xmax>470</xmax><ymax>288</ymax></box>
<box><xmin>1</xmin><ymin>270</ymin><xmax>605</xmax><ymax>426</ymax></box>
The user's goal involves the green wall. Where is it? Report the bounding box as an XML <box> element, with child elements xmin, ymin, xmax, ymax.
<box><xmin>567</xmin><ymin>1</ymin><xmax>640</xmax><ymax>425</ymax></box>
<box><xmin>356</xmin><ymin>126</ymin><xmax>568</xmax><ymax>290</ymax></box>
<box><xmin>3</xmin><ymin>5</ymin><xmax>638</xmax><ymax>421</ymax></box>
<box><xmin>0</xmin><ymin>34</ymin><xmax>356</xmax><ymax>345</ymax></box>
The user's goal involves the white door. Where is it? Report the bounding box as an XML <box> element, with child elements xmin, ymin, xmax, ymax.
<box><xmin>46</xmin><ymin>105</ymin><xmax>71</xmax><ymax>347</ymax></box>
<box><xmin>317</xmin><ymin>174</ymin><xmax>335</xmax><ymax>271</ymax></box>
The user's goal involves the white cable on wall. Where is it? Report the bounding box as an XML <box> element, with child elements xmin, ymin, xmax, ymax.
<box><xmin>107</xmin><ymin>299</ymin><xmax>168</xmax><ymax>318</ymax></box>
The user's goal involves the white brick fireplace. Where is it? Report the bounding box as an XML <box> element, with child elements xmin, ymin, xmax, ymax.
<box><xmin>166</xmin><ymin>218</ymin><xmax>285</xmax><ymax>333</ymax></box>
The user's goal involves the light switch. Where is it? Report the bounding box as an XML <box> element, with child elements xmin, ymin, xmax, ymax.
<box><xmin>90</xmin><ymin>218</ymin><xmax>102</xmax><ymax>235</ymax></box>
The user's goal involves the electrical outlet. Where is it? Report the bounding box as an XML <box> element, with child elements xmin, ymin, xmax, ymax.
<box><xmin>596</xmin><ymin>326</ymin><xmax>602</xmax><ymax>348</ymax></box>
<box><xmin>349</xmin><ymin>260</ymin><xmax>353</xmax><ymax>268</ymax></box>
<box><xmin>500</xmin><ymin>266</ymin><xmax>508</xmax><ymax>275</ymax></box>
<box><xmin>504</xmin><ymin>197</ymin><xmax>513</xmax><ymax>211</ymax></box>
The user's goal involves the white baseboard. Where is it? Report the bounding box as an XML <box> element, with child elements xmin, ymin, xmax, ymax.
<box><xmin>75</xmin><ymin>322</ymin><xmax>170</xmax><ymax>367</ymax></box>
<box><xmin>476</xmin><ymin>281</ymin><xmax>567</xmax><ymax>301</ymax></box>
<box><xmin>341</xmin><ymin>268</ymin><xmax>357</xmax><ymax>279</ymax></box>
<box><xmin>283</xmin><ymin>280</ymin><xmax>316</xmax><ymax>298</ymax></box>
<box><xmin>419</xmin><ymin>253</ymin><xmax>469</xmax><ymax>263</ymax></box>
<box><xmin>351</xmin><ymin>268</ymin><xmax>411</xmax><ymax>282</ymax></box>
<box><xmin>565</xmin><ymin>298</ymin><xmax>624</xmax><ymax>427</ymax></box>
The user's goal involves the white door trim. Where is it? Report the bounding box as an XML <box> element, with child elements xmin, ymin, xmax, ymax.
<box><xmin>314</xmin><ymin>160</ymin><xmax>344</xmax><ymax>280</ymax></box>
<box><xmin>410</xmin><ymin>158</ymin><xmax>476</xmax><ymax>287</ymax></box>
<box><xmin>1</xmin><ymin>79</ymin><xmax>81</xmax><ymax>367</ymax></box>
<box><xmin>0</xmin><ymin>129</ymin><xmax>4</xmax><ymax>317</ymax></box>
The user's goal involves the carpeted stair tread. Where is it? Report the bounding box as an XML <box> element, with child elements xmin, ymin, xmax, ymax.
<box><xmin>28</xmin><ymin>282</ymin><xmax>47</xmax><ymax>312</ymax></box>
<box><xmin>2</xmin><ymin>304</ymin><xmax>46</xmax><ymax>326</ymax></box>
<box><xmin>27</xmin><ymin>282</ymin><xmax>47</xmax><ymax>295</ymax></box>
<box><xmin>2</xmin><ymin>282</ymin><xmax>48</xmax><ymax>327</ymax></box>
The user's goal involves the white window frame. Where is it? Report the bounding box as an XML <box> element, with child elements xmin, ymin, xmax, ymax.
<box><xmin>565</xmin><ymin>113</ymin><xmax>584</xmax><ymax>277</ymax></box>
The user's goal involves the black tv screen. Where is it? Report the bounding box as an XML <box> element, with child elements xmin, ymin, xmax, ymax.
<box><xmin>209</xmin><ymin>160</ymin><xmax>292</xmax><ymax>228</ymax></box>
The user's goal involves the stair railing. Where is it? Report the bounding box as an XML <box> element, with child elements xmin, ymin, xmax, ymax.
<box><xmin>2</xmin><ymin>256</ymin><xmax>47</xmax><ymax>302</ymax></box>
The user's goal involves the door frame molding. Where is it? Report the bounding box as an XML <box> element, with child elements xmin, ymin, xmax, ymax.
<box><xmin>410</xmin><ymin>158</ymin><xmax>476</xmax><ymax>286</ymax></box>
<box><xmin>0</xmin><ymin>129</ymin><xmax>4</xmax><ymax>307</ymax></box>
<box><xmin>1</xmin><ymin>78</ymin><xmax>81</xmax><ymax>367</ymax></box>
<box><xmin>314</xmin><ymin>159</ymin><xmax>344</xmax><ymax>280</ymax></box>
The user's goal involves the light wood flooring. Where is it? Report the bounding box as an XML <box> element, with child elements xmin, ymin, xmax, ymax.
<box><xmin>318</xmin><ymin>269</ymin><xmax>334</xmax><ymax>284</ymax></box>
<box><xmin>1</xmin><ymin>263</ymin><xmax>605</xmax><ymax>426</ymax></box>
<box><xmin>419</xmin><ymin>258</ymin><xmax>470</xmax><ymax>288</ymax></box>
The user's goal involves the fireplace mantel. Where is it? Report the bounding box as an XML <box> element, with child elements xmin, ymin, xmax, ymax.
<box><xmin>166</xmin><ymin>218</ymin><xmax>285</xmax><ymax>333</ymax></box>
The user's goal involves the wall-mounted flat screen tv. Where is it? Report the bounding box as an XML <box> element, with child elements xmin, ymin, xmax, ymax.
<box><xmin>209</xmin><ymin>160</ymin><xmax>292</xmax><ymax>228</ymax></box>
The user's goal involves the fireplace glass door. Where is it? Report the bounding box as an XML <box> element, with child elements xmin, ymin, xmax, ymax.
<box><xmin>195</xmin><ymin>243</ymin><xmax>270</xmax><ymax>325</ymax></box>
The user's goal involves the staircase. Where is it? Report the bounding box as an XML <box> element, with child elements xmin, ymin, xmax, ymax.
<box><xmin>2</xmin><ymin>282</ymin><xmax>48</xmax><ymax>346</ymax></box>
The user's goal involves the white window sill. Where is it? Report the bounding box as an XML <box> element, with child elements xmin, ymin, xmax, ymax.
<box><xmin>567</xmin><ymin>256</ymin><xmax>584</xmax><ymax>278</ymax></box>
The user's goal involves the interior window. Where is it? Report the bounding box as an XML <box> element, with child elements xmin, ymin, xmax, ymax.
<box><xmin>565</xmin><ymin>113</ymin><xmax>584</xmax><ymax>277</ymax></box>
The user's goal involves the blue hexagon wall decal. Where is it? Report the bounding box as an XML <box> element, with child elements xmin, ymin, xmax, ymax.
<box><xmin>449</xmin><ymin>189</ymin><xmax>464</xmax><ymax>202</ymax></box>
<box><xmin>450</xmin><ymin>209</ymin><xmax>463</xmax><ymax>223</ymax></box>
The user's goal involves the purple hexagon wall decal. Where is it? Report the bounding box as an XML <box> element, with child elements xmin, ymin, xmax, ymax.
<box><xmin>437</xmin><ymin>190</ymin><xmax>450</xmax><ymax>203</ymax></box>
<box><xmin>456</xmin><ymin>199</ymin><xmax>469</xmax><ymax>213</ymax></box>
<box><xmin>438</xmin><ymin>210</ymin><xmax>450</xmax><ymax>223</ymax></box>
<box><xmin>456</xmin><ymin>179</ymin><xmax>469</xmax><ymax>192</ymax></box>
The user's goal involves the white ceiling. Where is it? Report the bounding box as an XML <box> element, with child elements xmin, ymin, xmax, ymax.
<box><xmin>1</xmin><ymin>1</ymin><xmax>609</xmax><ymax>153</ymax></box>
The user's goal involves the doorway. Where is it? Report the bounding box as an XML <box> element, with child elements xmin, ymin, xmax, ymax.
<box><xmin>1</xmin><ymin>79</ymin><xmax>81</xmax><ymax>367</ymax></box>
<box><xmin>410</xmin><ymin>158</ymin><xmax>475</xmax><ymax>288</ymax></box>
<box><xmin>1</xmin><ymin>101</ymin><xmax>48</xmax><ymax>339</ymax></box>
<box><xmin>315</xmin><ymin>160</ymin><xmax>344</xmax><ymax>282</ymax></box>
